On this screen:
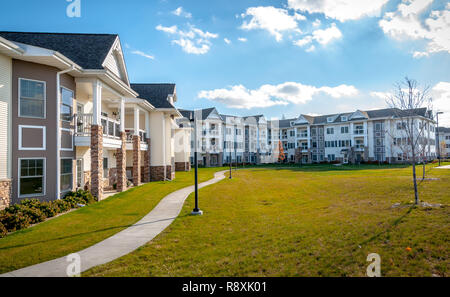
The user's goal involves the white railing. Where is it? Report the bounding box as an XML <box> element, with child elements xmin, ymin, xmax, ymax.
<box><xmin>75</xmin><ymin>113</ymin><xmax>93</xmax><ymax>136</ymax></box>
<box><xmin>125</xmin><ymin>129</ymin><xmax>147</xmax><ymax>142</ymax></box>
<box><xmin>101</xmin><ymin>116</ymin><xmax>121</xmax><ymax>138</ymax></box>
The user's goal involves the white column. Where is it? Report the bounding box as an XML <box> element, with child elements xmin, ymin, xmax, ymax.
<box><xmin>92</xmin><ymin>80</ymin><xmax>102</xmax><ymax>126</ymax></box>
<box><xmin>120</xmin><ymin>97</ymin><xmax>125</xmax><ymax>132</ymax></box>
<box><xmin>134</xmin><ymin>106</ymin><xmax>140</xmax><ymax>135</ymax></box>
<box><xmin>145</xmin><ymin>111</ymin><xmax>150</xmax><ymax>138</ymax></box>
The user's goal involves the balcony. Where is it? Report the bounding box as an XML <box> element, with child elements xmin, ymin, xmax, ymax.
<box><xmin>75</xmin><ymin>113</ymin><xmax>123</xmax><ymax>148</ymax></box>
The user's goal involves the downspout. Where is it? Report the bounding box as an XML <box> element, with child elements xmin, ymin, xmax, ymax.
<box><xmin>162</xmin><ymin>113</ymin><xmax>167</xmax><ymax>181</ymax></box>
<box><xmin>56</xmin><ymin>66</ymin><xmax>75</xmax><ymax>199</ymax></box>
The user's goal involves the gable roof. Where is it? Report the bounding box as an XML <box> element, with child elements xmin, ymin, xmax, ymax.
<box><xmin>0</xmin><ymin>32</ymin><xmax>118</xmax><ymax>70</ymax></box>
<box><xmin>131</xmin><ymin>83</ymin><xmax>176</xmax><ymax>109</ymax></box>
<box><xmin>437</xmin><ymin>127</ymin><xmax>450</xmax><ymax>133</ymax></box>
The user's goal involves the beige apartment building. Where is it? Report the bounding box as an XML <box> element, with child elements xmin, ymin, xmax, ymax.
<box><xmin>0</xmin><ymin>32</ymin><xmax>190</xmax><ymax>209</ymax></box>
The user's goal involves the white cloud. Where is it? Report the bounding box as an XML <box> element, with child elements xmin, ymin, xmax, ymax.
<box><xmin>305</xmin><ymin>45</ymin><xmax>316</xmax><ymax>52</ymax></box>
<box><xmin>156</xmin><ymin>24</ymin><xmax>218</xmax><ymax>54</ymax></box>
<box><xmin>312</xmin><ymin>19</ymin><xmax>321</xmax><ymax>27</ymax></box>
<box><xmin>294</xmin><ymin>23</ymin><xmax>342</xmax><ymax>50</ymax></box>
<box><xmin>238</xmin><ymin>37</ymin><xmax>248</xmax><ymax>42</ymax></box>
<box><xmin>198</xmin><ymin>82</ymin><xmax>358</xmax><ymax>109</ymax></box>
<box><xmin>370</xmin><ymin>91</ymin><xmax>392</xmax><ymax>100</ymax></box>
<box><xmin>131</xmin><ymin>50</ymin><xmax>155</xmax><ymax>60</ymax></box>
<box><xmin>240</xmin><ymin>6</ymin><xmax>303</xmax><ymax>42</ymax></box>
<box><xmin>172</xmin><ymin>7</ymin><xmax>192</xmax><ymax>18</ymax></box>
<box><xmin>379</xmin><ymin>1</ymin><xmax>450</xmax><ymax>56</ymax></box>
<box><xmin>224</xmin><ymin>38</ymin><xmax>231</xmax><ymax>44</ymax></box>
<box><xmin>431</xmin><ymin>81</ymin><xmax>450</xmax><ymax>126</ymax></box>
<box><xmin>287</xmin><ymin>0</ymin><xmax>389</xmax><ymax>22</ymax></box>
<box><xmin>312</xmin><ymin>23</ymin><xmax>342</xmax><ymax>45</ymax></box>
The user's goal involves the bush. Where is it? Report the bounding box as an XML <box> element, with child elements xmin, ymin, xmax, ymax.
<box><xmin>0</xmin><ymin>190</ymin><xmax>95</xmax><ymax>237</ymax></box>
<box><xmin>0</xmin><ymin>222</ymin><xmax>7</xmax><ymax>238</ymax></box>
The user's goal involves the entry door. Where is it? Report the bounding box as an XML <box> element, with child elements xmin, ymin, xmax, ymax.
<box><xmin>76</xmin><ymin>159</ymin><xmax>84</xmax><ymax>188</ymax></box>
<box><xmin>343</xmin><ymin>154</ymin><xmax>348</xmax><ymax>164</ymax></box>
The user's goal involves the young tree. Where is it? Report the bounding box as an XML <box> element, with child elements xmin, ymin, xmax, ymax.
<box><xmin>386</xmin><ymin>77</ymin><xmax>432</xmax><ymax>205</ymax></box>
<box><xmin>278</xmin><ymin>140</ymin><xmax>286</xmax><ymax>163</ymax></box>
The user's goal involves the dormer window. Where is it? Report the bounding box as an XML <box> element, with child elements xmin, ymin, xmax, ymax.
<box><xmin>327</xmin><ymin>117</ymin><xmax>334</xmax><ymax>123</ymax></box>
<box><xmin>341</xmin><ymin>116</ymin><xmax>347</xmax><ymax>122</ymax></box>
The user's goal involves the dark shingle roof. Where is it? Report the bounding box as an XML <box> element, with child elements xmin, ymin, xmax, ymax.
<box><xmin>131</xmin><ymin>83</ymin><xmax>176</xmax><ymax>109</ymax></box>
<box><xmin>437</xmin><ymin>127</ymin><xmax>450</xmax><ymax>133</ymax></box>
<box><xmin>0</xmin><ymin>32</ymin><xmax>118</xmax><ymax>69</ymax></box>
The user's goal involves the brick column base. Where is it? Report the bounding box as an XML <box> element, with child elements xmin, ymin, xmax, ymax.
<box><xmin>150</xmin><ymin>166</ymin><xmax>173</xmax><ymax>181</ymax></box>
<box><xmin>0</xmin><ymin>179</ymin><xmax>11</xmax><ymax>210</ymax></box>
<box><xmin>132</xmin><ymin>135</ymin><xmax>141</xmax><ymax>186</ymax></box>
<box><xmin>90</xmin><ymin>125</ymin><xmax>103</xmax><ymax>201</ymax></box>
<box><xmin>143</xmin><ymin>138</ymin><xmax>151</xmax><ymax>182</ymax></box>
<box><xmin>116</xmin><ymin>132</ymin><xmax>127</xmax><ymax>192</ymax></box>
<box><xmin>175</xmin><ymin>162</ymin><xmax>191</xmax><ymax>172</ymax></box>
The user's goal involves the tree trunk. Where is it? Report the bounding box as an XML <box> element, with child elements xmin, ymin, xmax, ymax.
<box><xmin>422</xmin><ymin>159</ymin><xmax>426</xmax><ymax>180</ymax></box>
<box><xmin>412</xmin><ymin>160</ymin><xmax>419</xmax><ymax>205</ymax></box>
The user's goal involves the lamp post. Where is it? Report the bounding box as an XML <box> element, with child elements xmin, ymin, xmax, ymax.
<box><xmin>436</xmin><ymin>111</ymin><xmax>444</xmax><ymax>167</ymax></box>
<box><xmin>190</xmin><ymin>112</ymin><xmax>202</xmax><ymax>216</ymax></box>
<box><xmin>229</xmin><ymin>148</ymin><xmax>232</xmax><ymax>179</ymax></box>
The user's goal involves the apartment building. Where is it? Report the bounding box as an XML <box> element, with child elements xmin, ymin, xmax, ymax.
<box><xmin>179</xmin><ymin>107</ymin><xmax>436</xmax><ymax>167</ymax></box>
<box><xmin>436</xmin><ymin>127</ymin><xmax>450</xmax><ymax>158</ymax></box>
<box><xmin>179</xmin><ymin>108</ymin><xmax>280</xmax><ymax>166</ymax></box>
<box><xmin>0</xmin><ymin>32</ymin><xmax>190</xmax><ymax>209</ymax></box>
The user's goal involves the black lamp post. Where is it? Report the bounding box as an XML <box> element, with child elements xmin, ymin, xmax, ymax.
<box><xmin>229</xmin><ymin>148</ymin><xmax>232</xmax><ymax>179</ymax></box>
<box><xmin>436</xmin><ymin>111</ymin><xmax>444</xmax><ymax>167</ymax></box>
<box><xmin>190</xmin><ymin>112</ymin><xmax>202</xmax><ymax>216</ymax></box>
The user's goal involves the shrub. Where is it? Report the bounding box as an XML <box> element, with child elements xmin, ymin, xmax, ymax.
<box><xmin>0</xmin><ymin>222</ymin><xmax>7</xmax><ymax>238</ymax></box>
<box><xmin>0</xmin><ymin>211</ymin><xmax>31</xmax><ymax>232</ymax></box>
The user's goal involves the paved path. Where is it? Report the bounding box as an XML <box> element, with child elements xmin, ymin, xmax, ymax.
<box><xmin>1</xmin><ymin>170</ymin><xmax>227</xmax><ymax>277</ymax></box>
<box><xmin>436</xmin><ymin>165</ymin><xmax>450</xmax><ymax>169</ymax></box>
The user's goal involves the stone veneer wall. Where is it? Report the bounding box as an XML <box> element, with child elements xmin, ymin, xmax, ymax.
<box><xmin>150</xmin><ymin>165</ymin><xmax>173</xmax><ymax>181</ymax></box>
<box><xmin>116</xmin><ymin>132</ymin><xmax>127</xmax><ymax>192</ymax></box>
<box><xmin>175</xmin><ymin>162</ymin><xmax>191</xmax><ymax>172</ymax></box>
<box><xmin>0</xmin><ymin>179</ymin><xmax>11</xmax><ymax>210</ymax></box>
<box><xmin>83</xmin><ymin>171</ymin><xmax>91</xmax><ymax>191</ymax></box>
<box><xmin>132</xmin><ymin>135</ymin><xmax>141</xmax><ymax>186</ymax></box>
<box><xmin>90</xmin><ymin>125</ymin><xmax>103</xmax><ymax>201</ymax></box>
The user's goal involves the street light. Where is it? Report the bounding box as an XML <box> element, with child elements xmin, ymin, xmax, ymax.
<box><xmin>229</xmin><ymin>147</ymin><xmax>232</xmax><ymax>179</ymax></box>
<box><xmin>436</xmin><ymin>111</ymin><xmax>444</xmax><ymax>167</ymax></box>
<box><xmin>190</xmin><ymin>112</ymin><xmax>202</xmax><ymax>216</ymax></box>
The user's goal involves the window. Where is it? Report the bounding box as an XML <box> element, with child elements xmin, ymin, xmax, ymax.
<box><xmin>19</xmin><ymin>158</ymin><xmax>45</xmax><ymax>197</ymax></box>
<box><xmin>103</xmin><ymin>158</ymin><xmax>108</xmax><ymax>178</ymax></box>
<box><xmin>327</xmin><ymin>117</ymin><xmax>334</xmax><ymax>123</ymax></box>
<box><xmin>341</xmin><ymin>126</ymin><xmax>349</xmax><ymax>134</ymax></box>
<box><xmin>76</xmin><ymin>159</ymin><xmax>83</xmax><ymax>188</ymax></box>
<box><xmin>328</xmin><ymin>154</ymin><xmax>336</xmax><ymax>161</ymax></box>
<box><xmin>61</xmin><ymin>87</ymin><xmax>73</xmax><ymax>122</ymax></box>
<box><xmin>290</xmin><ymin>130</ymin><xmax>295</xmax><ymax>137</ymax></box>
<box><xmin>397</xmin><ymin>122</ymin><xmax>406</xmax><ymax>130</ymax></box>
<box><xmin>326</xmin><ymin>128</ymin><xmax>334</xmax><ymax>135</ymax></box>
<box><xmin>61</xmin><ymin>159</ymin><xmax>73</xmax><ymax>193</ymax></box>
<box><xmin>341</xmin><ymin>116</ymin><xmax>348</xmax><ymax>122</ymax></box>
<box><xmin>19</xmin><ymin>78</ymin><xmax>46</xmax><ymax>118</ymax></box>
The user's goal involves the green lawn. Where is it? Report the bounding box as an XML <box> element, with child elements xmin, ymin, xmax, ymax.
<box><xmin>85</xmin><ymin>163</ymin><xmax>450</xmax><ymax>277</ymax></box>
<box><xmin>0</xmin><ymin>167</ymin><xmax>224</xmax><ymax>274</ymax></box>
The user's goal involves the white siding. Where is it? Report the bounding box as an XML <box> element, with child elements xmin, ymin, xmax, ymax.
<box><xmin>0</xmin><ymin>54</ymin><xmax>11</xmax><ymax>179</ymax></box>
<box><xmin>103</xmin><ymin>51</ymin><xmax>124</xmax><ymax>81</ymax></box>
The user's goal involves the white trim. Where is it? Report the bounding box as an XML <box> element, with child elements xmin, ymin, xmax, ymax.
<box><xmin>18</xmin><ymin>157</ymin><xmax>46</xmax><ymax>198</ymax></box>
<box><xmin>60</xmin><ymin>128</ymin><xmax>74</xmax><ymax>151</ymax></box>
<box><xmin>18</xmin><ymin>125</ymin><xmax>46</xmax><ymax>151</ymax></box>
<box><xmin>18</xmin><ymin>77</ymin><xmax>47</xmax><ymax>119</ymax></box>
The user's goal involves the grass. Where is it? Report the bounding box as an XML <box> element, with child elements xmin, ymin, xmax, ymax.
<box><xmin>0</xmin><ymin>167</ymin><xmax>224</xmax><ymax>274</ymax></box>
<box><xmin>85</xmin><ymin>163</ymin><xmax>449</xmax><ymax>277</ymax></box>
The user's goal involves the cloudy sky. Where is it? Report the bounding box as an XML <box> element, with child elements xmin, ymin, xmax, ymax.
<box><xmin>1</xmin><ymin>0</ymin><xmax>449</xmax><ymax>125</ymax></box>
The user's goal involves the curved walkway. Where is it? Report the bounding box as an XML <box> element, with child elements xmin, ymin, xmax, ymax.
<box><xmin>1</xmin><ymin>170</ymin><xmax>227</xmax><ymax>277</ymax></box>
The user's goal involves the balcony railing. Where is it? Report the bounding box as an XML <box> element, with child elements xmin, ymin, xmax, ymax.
<box><xmin>125</xmin><ymin>129</ymin><xmax>147</xmax><ymax>142</ymax></box>
<box><xmin>353</xmin><ymin>129</ymin><xmax>365</xmax><ymax>135</ymax></box>
<box><xmin>75</xmin><ymin>113</ymin><xmax>93</xmax><ymax>136</ymax></box>
<box><xmin>101</xmin><ymin>116</ymin><xmax>121</xmax><ymax>138</ymax></box>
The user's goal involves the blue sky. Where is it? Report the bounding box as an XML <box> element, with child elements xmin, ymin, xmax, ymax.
<box><xmin>1</xmin><ymin>0</ymin><xmax>449</xmax><ymax>124</ymax></box>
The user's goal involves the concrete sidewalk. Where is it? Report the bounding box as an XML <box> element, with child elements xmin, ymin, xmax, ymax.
<box><xmin>1</xmin><ymin>170</ymin><xmax>227</xmax><ymax>277</ymax></box>
<box><xmin>436</xmin><ymin>165</ymin><xmax>450</xmax><ymax>169</ymax></box>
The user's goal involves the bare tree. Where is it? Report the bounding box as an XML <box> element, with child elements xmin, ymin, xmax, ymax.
<box><xmin>386</xmin><ymin>77</ymin><xmax>432</xmax><ymax>205</ymax></box>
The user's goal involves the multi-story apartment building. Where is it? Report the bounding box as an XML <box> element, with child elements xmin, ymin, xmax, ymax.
<box><xmin>436</xmin><ymin>127</ymin><xmax>450</xmax><ymax>158</ymax></box>
<box><xmin>180</xmin><ymin>107</ymin><xmax>436</xmax><ymax>167</ymax></box>
<box><xmin>0</xmin><ymin>32</ymin><xmax>190</xmax><ymax>210</ymax></box>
